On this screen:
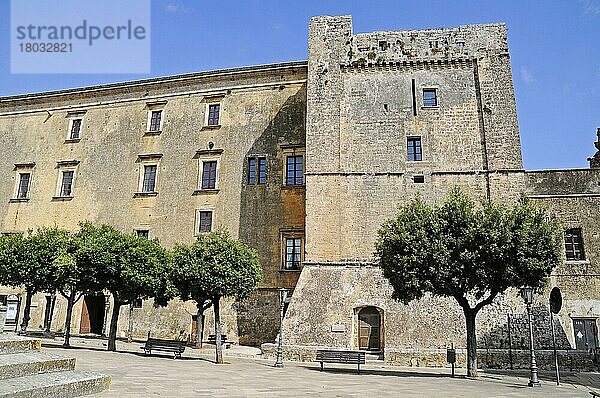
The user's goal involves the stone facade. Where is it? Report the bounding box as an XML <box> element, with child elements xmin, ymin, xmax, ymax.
<box><xmin>0</xmin><ymin>63</ymin><xmax>307</xmax><ymax>345</ymax></box>
<box><xmin>0</xmin><ymin>15</ymin><xmax>598</xmax><ymax>371</ymax></box>
<box><xmin>281</xmin><ymin>15</ymin><xmax>599</xmax><ymax>370</ymax></box>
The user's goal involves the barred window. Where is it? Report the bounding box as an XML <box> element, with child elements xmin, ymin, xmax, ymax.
<box><xmin>565</xmin><ymin>228</ymin><xmax>585</xmax><ymax>261</ymax></box>
<box><xmin>136</xmin><ymin>230</ymin><xmax>149</xmax><ymax>239</ymax></box>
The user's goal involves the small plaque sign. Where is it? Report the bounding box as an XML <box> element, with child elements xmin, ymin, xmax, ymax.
<box><xmin>331</xmin><ymin>324</ymin><xmax>346</xmax><ymax>333</ymax></box>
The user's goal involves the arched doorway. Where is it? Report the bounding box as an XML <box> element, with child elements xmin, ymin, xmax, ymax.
<box><xmin>358</xmin><ymin>306</ymin><xmax>382</xmax><ymax>352</ymax></box>
<box><xmin>80</xmin><ymin>295</ymin><xmax>106</xmax><ymax>335</ymax></box>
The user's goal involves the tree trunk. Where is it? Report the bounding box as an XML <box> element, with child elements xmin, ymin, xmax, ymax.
<box><xmin>20</xmin><ymin>288</ymin><xmax>34</xmax><ymax>333</ymax></box>
<box><xmin>200</xmin><ymin>313</ymin><xmax>206</xmax><ymax>349</ymax></box>
<box><xmin>45</xmin><ymin>293</ymin><xmax>56</xmax><ymax>333</ymax></box>
<box><xmin>195</xmin><ymin>306</ymin><xmax>204</xmax><ymax>348</ymax></box>
<box><xmin>107</xmin><ymin>300</ymin><xmax>122</xmax><ymax>352</ymax></box>
<box><xmin>213</xmin><ymin>296</ymin><xmax>223</xmax><ymax>364</ymax></box>
<box><xmin>63</xmin><ymin>292</ymin><xmax>76</xmax><ymax>347</ymax></box>
<box><xmin>464</xmin><ymin>308</ymin><xmax>478</xmax><ymax>378</ymax></box>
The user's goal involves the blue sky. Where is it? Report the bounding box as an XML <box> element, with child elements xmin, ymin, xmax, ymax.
<box><xmin>1</xmin><ymin>0</ymin><xmax>598</xmax><ymax>170</ymax></box>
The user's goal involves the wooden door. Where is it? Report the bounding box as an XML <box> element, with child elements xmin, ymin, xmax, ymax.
<box><xmin>79</xmin><ymin>299</ymin><xmax>91</xmax><ymax>334</ymax></box>
<box><xmin>358</xmin><ymin>307</ymin><xmax>381</xmax><ymax>351</ymax></box>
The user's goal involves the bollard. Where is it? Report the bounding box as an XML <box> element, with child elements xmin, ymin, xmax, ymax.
<box><xmin>447</xmin><ymin>343</ymin><xmax>456</xmax><ymax>378</ymax></box>
<box><xmin>0</xmin><ymin>305</ymin><xmax>7</xmax><ymax>333</ymax></box>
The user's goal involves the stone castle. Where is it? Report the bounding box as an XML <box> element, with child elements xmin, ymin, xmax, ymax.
<box><xmin>1</xmin><ymin>15</ymin><xmax>598</xmax><ymax>368</ymax></box>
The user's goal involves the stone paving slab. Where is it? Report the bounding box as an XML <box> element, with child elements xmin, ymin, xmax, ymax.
<box><xmin>36</xmin><ymin>337</ymin><xmax>600</xmax><ymax>398</ymax></box>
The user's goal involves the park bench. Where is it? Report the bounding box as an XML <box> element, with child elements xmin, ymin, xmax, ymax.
<box><xmin>142</xmin><ymin>337</ymin><xmax>186</xmax><ymax>359</ymax></box>
<box><xmin>207</xmin><ymin>334</ymin><xmax>232</xmax><ymax>349</ymax></box>
<box><xmin>590</xmin><ymin>390</ymin><xmax>600</xmax><ymax>397</ymax></box>
<box><xmin>316</xmin><ymin>349</ymin><xmax>366</xmax><ymax>373</ymax></box>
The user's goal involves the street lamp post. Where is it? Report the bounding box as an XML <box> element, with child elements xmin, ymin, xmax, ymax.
<box><xmin>520</xmin><ymin>287</ymin><xmax>540</xmax><ymax>387</ymax></box>
<box><xmin>274</xmin><ymin>288</ymin><xmax>288</xmax><ymax>368</ymax></box>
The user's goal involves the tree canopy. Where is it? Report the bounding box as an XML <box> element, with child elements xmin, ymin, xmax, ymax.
<box><xmin>375</xmin><ymin>188</ymin><xmax>562</xmax><ymax>377</ymax></box>
<box><xmin>171</xmin><ymin>230</ymin><xmax>262</xmax><ymax>363</ymax></box>
<box><xmin>0</xmin><ymin>227</ymin><xmax>72</xmax><ymax>331</ymax></box>
<box><xmin>75</xmin><ymin>222</ymin><xmax>171</xmax><ymax>351</ymax></box>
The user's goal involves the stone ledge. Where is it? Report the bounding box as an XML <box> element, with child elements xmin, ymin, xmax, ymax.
<box><xmin>261</xmin><ymin>343</ymin><xmax>598</xmax><ymax>371</ymax></box>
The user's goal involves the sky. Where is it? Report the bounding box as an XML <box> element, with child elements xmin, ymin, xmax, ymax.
<box><xmin>0</xmin><ymin>0</ymin><xmax>598</xmax><ymax>170</ymax></box>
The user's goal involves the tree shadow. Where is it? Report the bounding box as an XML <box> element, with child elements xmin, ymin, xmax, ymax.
<box><xmin>305</xmin><ymin>365</ymin><xmax>455</xmax><ymax>378</ymax></box>
<box><xmin>41</xmin><ymin>340</ymin><xmax>216</xmax><ymax>363</ymax></box>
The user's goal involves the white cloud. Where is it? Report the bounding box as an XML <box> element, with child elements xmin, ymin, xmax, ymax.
<box><xmin>520</xmin><ymin>68</ymin><xmax>536</xmax><ymax>85</ymax></box>
<box><xmin>581</xmin><ymin>0</ymin><xmax>600</xmax><ymax>15</ymax></box>
<box><xmin>165</xmin><ymin>3</ymin><xmax>192</xmax><ymax>14</ymax></box>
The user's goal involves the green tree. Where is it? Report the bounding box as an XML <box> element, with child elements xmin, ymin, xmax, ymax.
<box><xmin>171</xmin><ymin>230</ymin><xmax>262</xmax><ymax>363</ymax></box>
<box><xmin>168</xmin><ymin>247</ymin><xmax>212</xmax><ymax>347</ymax></box>
<box><xmin>375</xmin><ymin>189</ymin><xmax>561</xmax><ymax>377</ymax></box>
<box><xmin>53</xmin><ymin>223</ymin><xmax>109</xmax><ymax>347</ymax></box>
<box><xmin>75</xmin><ymin>223</ymin><xmax>171</xmax><ymax>351</ymax></box>
<box><xmin>0</xmin><ymin>227</ymin><xmax>71</xmax><ymax>332</ymax></box>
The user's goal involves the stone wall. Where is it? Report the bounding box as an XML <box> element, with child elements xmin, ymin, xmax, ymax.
<box><xmin>0</xmin><ymin>62</ymin><xmax>308</xmax><ymax>344</ymax></box>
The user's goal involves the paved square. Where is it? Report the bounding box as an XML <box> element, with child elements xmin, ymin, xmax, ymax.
<box><xmin>41</xmin><ymin>338</ymin><xmax>598</xmax><ymax>398</ymax></box>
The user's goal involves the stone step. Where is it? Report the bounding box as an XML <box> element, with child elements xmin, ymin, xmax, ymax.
<box><xmin>0</xmin><ymin>335</ymin><xmax>41</xmax><ymax>355</ymax></box>
<box><xmin>0</xmin><ymin>351</ymin><xmax>76</xmax><ymax>379</ymax></box>
<box><xmin>0</xmin><ymin>371</ymin><xmax>111</xmax><ymax>398</ymax></box>
<box><xmin>365</xmin><ymin>353</ymin><xmax>383</xmax><ymax>361</ymax></box>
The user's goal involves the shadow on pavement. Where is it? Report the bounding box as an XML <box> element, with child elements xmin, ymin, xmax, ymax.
<box><xmin>484</xmin><ymin>369</ymin><xmax>600</xmax><ymax>389</ymax></box>
<box><xmin>41</xmin><ymin>340</ymin><xmax>217</xmax><ymax>363</ymax></box>
<box><xmin>305</xmin><ymin>365</ymin><xmax>457</xmax><ymax>378</ymax></box>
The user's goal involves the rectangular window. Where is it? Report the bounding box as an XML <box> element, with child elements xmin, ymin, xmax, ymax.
<box><xmin>201</xmin><ymin>161</ymin><xmax>217</xmax><ymax>189</ymax></box>
<box><xmin>284</xmin><ymin>237</ymin><xmax>302</xmax><ymax>270</ymax></box>
<box><xmin>16</xmin><ymin>173</ymin><xmax>31</xmax><ymax>199</ymax></box>
<box><xmin>70</xmin><ymin>119</ymin><xmax>82</xmax><ymax>140</ymax></box>
<box><xmin>248</xmin><ymin>158</ymin><xmax>256</xmax><ymax>185</ymax></box>
<box><xmin>286</xmin><ymin>155</ymin><xmax>303</xmax><ymax>185</ymax></box>
<box><xmin>207</xmin><ymin>104</ymin><xmax>220</xmax><ymax>126</ymax></box>
<box><xmin>258</xmin><ymin>157</ymin><xmax>267</xmax><ymax>184</ymax></box>
<box><xmin>149</xmin><ymin>110</ymin><xmax>162</xmax><ymax>132</ymax></box>
<box><xmin>413</xmin><ymin>175</ymin><xmax>425</xmax><ymax>184</ymax></box>
<box><xmin>407</xmin><ymin>137</ymin><xmax>423</xmax><ymax>161</ymax></box>
<box><xmin>565</xmin><ymin>228</ymin><xmax>585</xmax><ymax>261</ymax></box>
<box><xmin>423</xmin><ymin>89</ymin><xmax>438</xmax><ymax>107</ymax></box>
<box><xmin>248</xmin><ymin>157</ymin><xmax>267</xmax><ymax>185</ymax></box>
<box><xmin>142</xmin><ymin>165</ymin><xmax>157</xmax><ymax>193</ymax></box>
<box><xmin>199</xmin><ymin>210</ymin><xmax>213</xmax><ymax>233</ymax></box>
<box><xmin>136</xmin><ymin>230</ymin><xmax>149</xmax><ymax>239</ymax></box>
<box><xmin>60</xmin><ymin>171</ymin><xmax>74</xmax><ymax>197</ymax></box>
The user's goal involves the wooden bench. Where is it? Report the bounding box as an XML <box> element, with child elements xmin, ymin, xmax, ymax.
<box><xmin>589</xmin><ymin>390</ymin><xmax>600</xmax><ymax>397</ymax></box>
<box><xmin>316</xmin><ymin>349</ymin><xmax>366</xmax><ymax>373</ymax></box>
<box><xmin>142</xmin><ymin>337</ymin><xmax>186</xmax><ymax>359</ymax></box>
<box><xmin>207</xmin><ymin>334</ymin><xmax>232</xmax><ymax>349</ymax></box>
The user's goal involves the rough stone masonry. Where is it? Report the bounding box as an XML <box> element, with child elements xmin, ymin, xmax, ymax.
<box><xmin>0</xmin><ymin>15</ymin><xmax>598</xmax><ymax>370</ymax></box>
